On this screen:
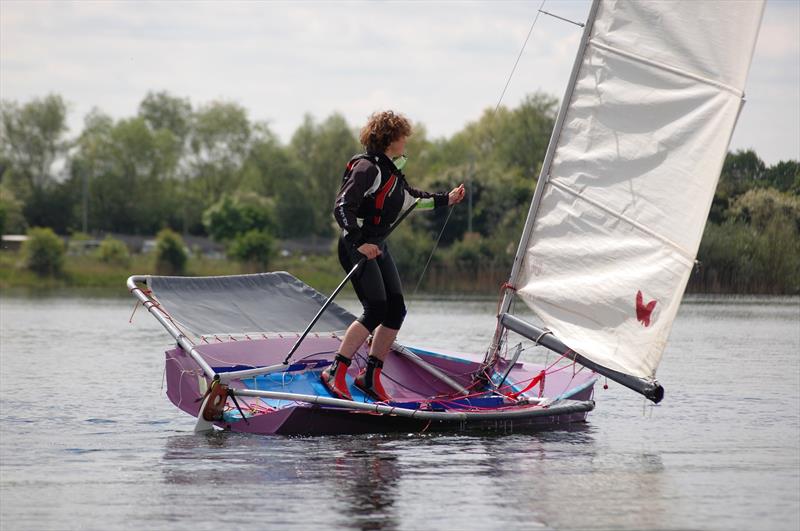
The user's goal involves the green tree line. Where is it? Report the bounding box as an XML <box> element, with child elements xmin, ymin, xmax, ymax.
<box><xmin>1</xmin><ymin>92</ymin><xmax>798</xmax><ymax>293</ymax></box>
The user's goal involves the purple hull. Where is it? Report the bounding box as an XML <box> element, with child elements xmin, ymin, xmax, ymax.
<box><xmin>164</xmin><ymin>335</ymin><xmax>596</xmax><ymax>436</ymax></box>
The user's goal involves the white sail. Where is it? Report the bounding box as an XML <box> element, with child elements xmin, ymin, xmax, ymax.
<box><xmin>515</xmin><ymin>0</ymin><xmax>765</xmax><ymax>381</ymax></box>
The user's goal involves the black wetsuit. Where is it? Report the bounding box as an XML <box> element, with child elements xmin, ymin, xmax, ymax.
<box><xmin>333</xmin><ymin>152</ymin><xmax>448</xmax><ymax>332</ymax></box>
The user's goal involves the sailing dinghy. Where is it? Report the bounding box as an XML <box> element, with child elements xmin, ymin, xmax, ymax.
<box><xmin>128</xmin><ymin>0</ymin><xmax>764</xmax><ymax>435</ymax></box>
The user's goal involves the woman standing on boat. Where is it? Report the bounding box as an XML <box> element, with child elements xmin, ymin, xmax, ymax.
<box><xmin>322</xmin><ymin>111</ymin><xmax>465</xmax><ymax>401</ymax></box>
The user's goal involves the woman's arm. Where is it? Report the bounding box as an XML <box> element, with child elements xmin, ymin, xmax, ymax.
<box><xmin>402</xmin><ymin>179</ymin><xmax>465</xmax><ymax>209</ymax></box>
<box><xmin>401</xmin><ymin>178</ymin><xmax>449</xmax><ymax>209</ymax></box>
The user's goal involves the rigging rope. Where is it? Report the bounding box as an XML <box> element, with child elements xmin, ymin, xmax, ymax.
<box><xmin>493</xmin><ymin>0</ymin><xmax>548</xmax><ymax>114</ymax></box>
<box><xmin>410</xmin><ymin>0</ymin><xmax>549</xmax><ymax>295</ymax></box>
<box><xmin>411</xmin><ymin>204</ymin><xmax>455</xmax><ymax>299</ymax></box>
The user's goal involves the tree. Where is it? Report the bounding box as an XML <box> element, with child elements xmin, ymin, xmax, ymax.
<box><xmin>272</xmin><ymin>177</ymin><xmax>318</xmax><ymax>238</ymax></box>
<box><xmin>228</xmin><ymin>229</ymin><xmax>274</xmax><ymax>270</ymax></box>
<box><xmin>728</xmin><ymin>187</ymin><xmax>800</xmax><ymax>232</ymax></box>
<box><xmin>403</xmin><ymin>122</ymin><xmax>437</xmax><ymax>179</ymax></box>
<box><xmin>0</xmin><ymin>94</ymin><xmax>69</xmax><ymax>199</ymax></box>
<box><xmin>0</xmin><ymin>184</ymin><xmax>27</xmax><ymax>234</ymax></box>
<box><xmin>22</xmin><ymin>227</ymin><xmax>65</xmax><ymax>276</ymax></box>
<box><xmin>96</xmin><ymin>235</ymin><xmax>131</xmax><ymax>266</ymax></box>
<box><xmin>711</xmin><ymin>150</ymin><xmax>767</xmax><ymax>223</ymax></box>
<box><xmin>23</xmin><ymin>180</ymin><xmax>79</xmax><ymax>234</ymax></box>
<box><xmin>491</xmin><ymin>93</ymin><xmax>557</xmax><ymax>178</ymax></box>
<box><xmin>447</xmin><ymin>232</ymin><xmax>496</xmax><ymax>272</ymax></box>
<box><xmin>289</xmin><ymin>113</ymin><xmax>359</xmax><ymax>235</ymax></box>
<box><xmin>187</xmin><ymin>101</ymin><xmax>251</xmax><ymax>200</ymax></box>
<box><xmin>698</xmin><ymin>188</ymin><xmax>800</xmax><ymax>294</ymax></box>
<box><xmin>202</xmin><ymin>192</ymin><xmax>276</xmax><ymax>242</ymax></box>
<box><xmin>697</xmin><ymin>221</ymin><xmax>757</xmax><ymax>292</ymax></box>
<box><xmin>763</xmin><ymin>160</ymin><xmax>800</xmax><ymax>193</ymax></box>
<box><xmin>722</xmin><ymin>149</ymin><xmax>766</xmax><ymax>187</ymax></box>
<box><xmin>0</xmin><ymin>95</ymin><xmax>71</xmax><ymax>230</ymax></box>
<box><xmin>138</xmin><ymin>91</ymin><xmax>193</xmax><ymax>144</ymax></box>
<box><xmin>386</xmin><ymin>222</ymin><xmax>441</xmax><ymax>285</ymax></box>
<box><xmin>70</xmin><ymin>114</ymin><xmax>180</xmax><ymax>234</ymax></box>
<box><xmin>239</xmin><ymin>125</ymin><xmax>297</xmax><ymax>198</ymax></box>
<box><xmin>138</xmin><ymin>92</ymin><xmax>197</xmax><ymax>235</ymax></box>
<box><xmin>155</xmin><ymin>228</ymin><xmax>187</xmax><ymax>275</ymax></box>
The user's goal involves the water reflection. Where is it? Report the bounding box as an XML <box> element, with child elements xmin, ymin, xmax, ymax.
<box><xmin>158</xmin><ymin>427</ymin><xmax>620</xmax><ymax>530</ymax></box>
<box><xmin>160</xmin><ymin>433</ymin><xmax>403</xmax><ymax>529</ymax></box>
<box><xmin>331</xmin><ymin>440</ymin><xmax>401</xmax><ymax>530</ymax></box>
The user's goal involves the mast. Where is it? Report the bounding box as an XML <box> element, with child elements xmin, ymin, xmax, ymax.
<box><xmin>485</xmin><ymin>0</ymin><xmax>601</xmax><ymax>366</ymax></box>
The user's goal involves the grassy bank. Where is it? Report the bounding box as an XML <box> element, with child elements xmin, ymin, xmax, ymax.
<box><xmin>0</xmin><ymin>250</ymin><xmax>350</xmax><ymax>295</ymax></box>
<box><xmin>2</xmin><ymin>249</ymin><xmax>797</xmax><ymax>296</ymax></box>
<box><xmin>0</xmin><ymin>249</ymin><xmax>502</xmax><ymax>296</ymax></box>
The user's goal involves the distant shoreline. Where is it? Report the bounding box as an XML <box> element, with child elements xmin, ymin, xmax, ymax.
<box><xmin>2</xmin><ymin>251</ymin><xmax>797</xmax><ymax>299</ymax></box>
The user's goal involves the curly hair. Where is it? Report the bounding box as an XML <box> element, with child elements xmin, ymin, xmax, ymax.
<box><xmin>359</xmin><ymin>111</ymin><xmax>412</xmax><ymax>154</ymax></box>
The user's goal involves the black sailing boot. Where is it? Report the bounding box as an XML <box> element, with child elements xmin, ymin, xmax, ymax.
<box><xmin>354</xmin><ymin>356</ymin><xmax>391</xmax><ymax>402</ymax></box>
<box><xmin>320</xmin><ymin>353</ymin><xmax>353</xmax><ymax>400</ymax></box>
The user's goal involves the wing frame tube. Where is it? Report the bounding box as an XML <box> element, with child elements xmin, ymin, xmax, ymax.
<box><xmin>232</xmin><ymin>388</ymin><xmax>594</xmax><ymax>421</ymax></box>
<box><xmin>127</xmin><ymin>275</ymin><xmax>217</xmax><ymax>379</ymax></box>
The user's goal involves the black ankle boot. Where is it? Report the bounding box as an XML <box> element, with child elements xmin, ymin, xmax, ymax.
<box><xmin>321</xmin><ymin>353</ymin><xmax>353</xmax><ymax>400</ymax></box>
<box><xmin>354</xmin><ymin>356</ymin><xmax>391</xmax><ymax>402</ymax></box>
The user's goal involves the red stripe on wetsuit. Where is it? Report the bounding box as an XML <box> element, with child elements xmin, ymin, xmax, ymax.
<box><xmin>373</xmin><ymin>173</ymin><xmax>397</xmax><ymax>225</ymax></box>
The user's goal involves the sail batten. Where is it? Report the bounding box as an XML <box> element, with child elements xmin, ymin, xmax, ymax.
<box><xmin>548</xmin><ymin>179</ymin><xmax>695</xmax><ymax>263</ymax></box>
<box><xmin>508</xmin><ymin>0</ymin><xmax>765</xmax><ymax>392</ymax></box>
<box><xmin>588</xmin><ymin>40</ymin><xmax>745</xmax><ymax>97</ymax></box>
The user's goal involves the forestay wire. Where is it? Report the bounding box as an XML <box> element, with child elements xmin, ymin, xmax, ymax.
<box><xmin>411</xmin><ymin>205</ymin><xmax>454</xmax><ymax>299</ymax></box>
<box><xmin>493</xmin><ymin>0</ymin><xmax>548</xmax><ymax>115</ymax></box>
<box><xmin>410</xmin><ymin>0</ymin><xmax>548</xmax><ymax>296</ymax></box>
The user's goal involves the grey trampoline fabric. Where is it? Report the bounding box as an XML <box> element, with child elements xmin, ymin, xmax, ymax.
<box><xmin>148</xmin><ymin>272</ymin><xmax>355</xmax><ymax>338</ymax></box>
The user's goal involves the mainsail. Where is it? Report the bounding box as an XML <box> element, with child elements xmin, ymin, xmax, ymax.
<box><xmin>495</xmin><ymin>0</ymin><xmax>765</xmax><ymax>398</ymax></box>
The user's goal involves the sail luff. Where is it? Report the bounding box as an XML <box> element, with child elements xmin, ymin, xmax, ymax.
<box><xmin>487</xmin><ymin>0</ymin><xmax>602</xmax><ymax>364</ymax></box>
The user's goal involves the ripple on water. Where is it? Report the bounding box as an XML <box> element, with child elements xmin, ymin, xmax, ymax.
<box><xmin>0</xmin><ymin>295</ymin><xmax>798</xmax><ymax>531</ymax></box>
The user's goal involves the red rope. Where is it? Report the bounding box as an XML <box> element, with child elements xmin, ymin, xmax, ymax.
<box><xmin>420</xmin><ymin>346</ymin><xmax>577</xmax><ymax>406</ymax></box>
<box><xmin>128</xmin><ymin>287</ymin><xmax>152</xmax><ymax>323</ymax></box>
<box><xmin>496</xmin><ymin>282</ymin><xmax>516</xmax><ymax>314</ymax></box>
<box><xmin>129</xmin><ymin>300</ymin><xmax>140</xmax><ymax>323</ymax></box>
<box><xmin>507</xmin><ymin>370</ymin><xmax>545</xmax><ymax>400</ymax></box>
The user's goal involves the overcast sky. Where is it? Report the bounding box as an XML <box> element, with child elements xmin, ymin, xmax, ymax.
<box><xmin>1</xmin><ymin>0</ymin><xmax>798</xmax><ymax>165</ymax></box>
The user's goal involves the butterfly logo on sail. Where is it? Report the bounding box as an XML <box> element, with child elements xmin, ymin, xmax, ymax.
<box><xmin>636</xmin><ymin>290</ymin><xmax>657</xmax><ymax>327</ymax></box>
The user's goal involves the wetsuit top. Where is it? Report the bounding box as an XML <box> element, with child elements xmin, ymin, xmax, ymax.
<box><xmin>333</xmin><ymin>152</ymin><xmax>449</xmax><ymax>247</ymax></box>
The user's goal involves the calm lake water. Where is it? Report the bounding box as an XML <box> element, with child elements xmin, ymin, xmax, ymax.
<box><xmin>1</xmin><ymin>292</ymin><xmax>798</xmax><ymax>530</ymax></box>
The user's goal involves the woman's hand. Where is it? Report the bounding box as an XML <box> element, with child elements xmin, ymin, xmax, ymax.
<box><xmin>357</xmin><ymin>243</ymin><xmax>382</xmax><ymax>260</ymax></box>
<box><xmin>449</xmin><ymin>184</ymin><xmax>466</xmax><ymax>205</ymax></box>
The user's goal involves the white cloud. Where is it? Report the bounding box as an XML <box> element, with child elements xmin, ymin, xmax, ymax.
<box><xmin>1</xmin><ymin>0</ymin><xmax>796</xmax><ymax>163</ymax></box>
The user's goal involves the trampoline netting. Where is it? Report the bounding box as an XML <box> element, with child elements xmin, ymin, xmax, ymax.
<box><xmin>147</xmin><ymin>271</ymin><xmax>355</xmax><ymax>339</ymax></box>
